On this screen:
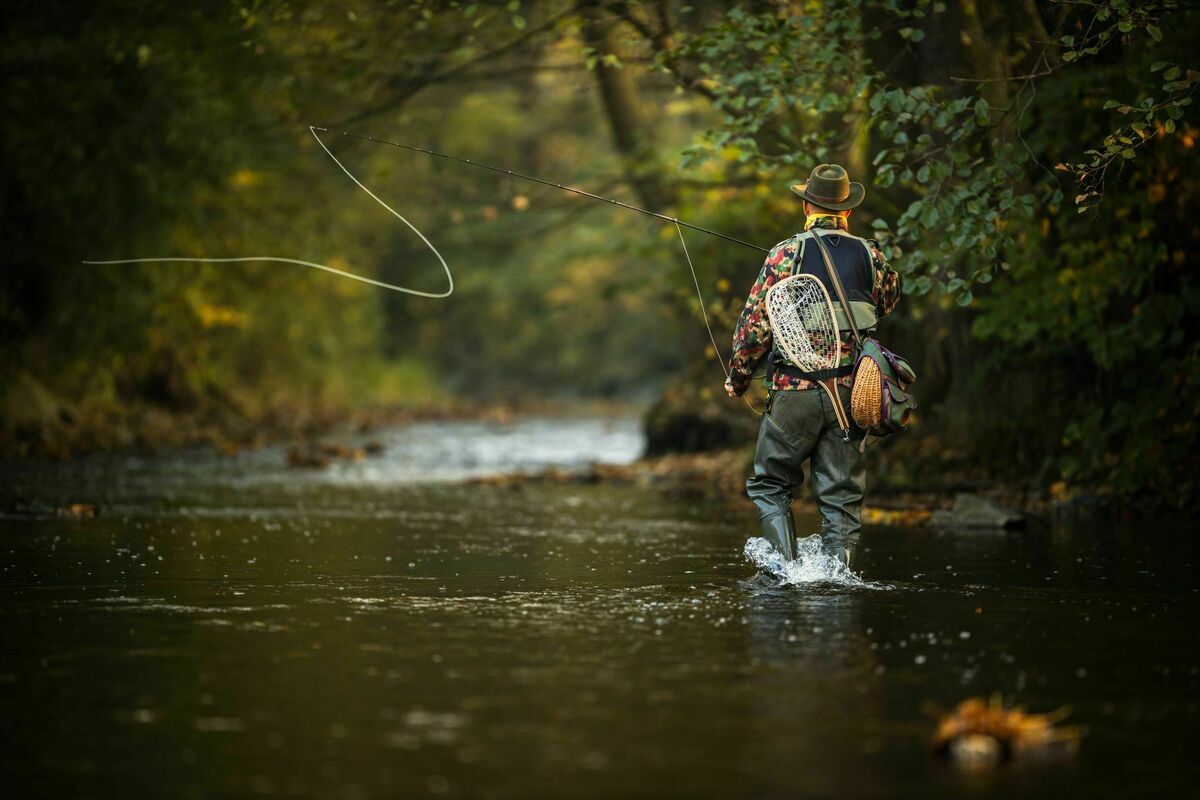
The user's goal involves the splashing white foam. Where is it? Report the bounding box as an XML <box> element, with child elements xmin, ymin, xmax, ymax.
<box><xmin>744</xmin><ymin>534</ymin><xmax>875</xmax><ymax>588</ymax></box>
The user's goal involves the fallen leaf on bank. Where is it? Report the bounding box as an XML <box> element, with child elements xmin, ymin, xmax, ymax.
<box><xmin>862</xmin><ymin>506</ymin><xmax>932</xmax><ymax>526</ymax></box>
<box><xmin>57</xmin><ymin>503</ymin><xmax>98</xmax><ymax>519</ymax></box>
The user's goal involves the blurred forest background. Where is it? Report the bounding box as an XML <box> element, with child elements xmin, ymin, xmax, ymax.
<box><xmin>1</xmin><ymin>0</ymin><xmax>1197</xmax><ymax>506</ymax></box>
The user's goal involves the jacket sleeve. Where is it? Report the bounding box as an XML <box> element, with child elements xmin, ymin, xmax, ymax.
<box><xmin>726</xmin><ymin>238</ymin><xmax>795</xmax><ymax>395</ymax></box>
<box><xmin>867</xmin><ymin>238</ymin><xmax>902</xmax><ymax>320</ymax></box>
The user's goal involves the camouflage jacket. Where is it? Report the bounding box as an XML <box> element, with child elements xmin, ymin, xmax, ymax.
<box><xmin>727</xmin><ymin>215</ymin><xmax>902</xmax><ymax>394</ymax></box>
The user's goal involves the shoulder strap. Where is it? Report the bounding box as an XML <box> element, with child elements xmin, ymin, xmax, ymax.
<box><xmin>810</xmin><ymin>229</ymin><xmax>863</xmax><ymax>347</ymax></box>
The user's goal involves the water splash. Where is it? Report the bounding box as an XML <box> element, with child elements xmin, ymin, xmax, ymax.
<box><xmin>744</xmin><ymin>535</ymin><xmax>883</xmax><ymax>589</ymax></box>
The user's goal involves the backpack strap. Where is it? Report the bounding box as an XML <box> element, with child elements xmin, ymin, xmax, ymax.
<box><xmin>810</xmin><ymin>228</ymin><xmax>863</xmax><ymax>348</ymax></box>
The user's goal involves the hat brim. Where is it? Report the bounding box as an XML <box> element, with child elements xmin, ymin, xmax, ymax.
<box><xmin>790</xmin><ymin>181</ymin><xmax>865</xmax><ymax>210</ymax></box>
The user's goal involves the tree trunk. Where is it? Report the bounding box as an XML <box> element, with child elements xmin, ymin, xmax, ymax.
<box><xmin>581</xmin><ymin>3</ymin><xmax>674</xmax><ymax>212</ymax></box>
<box><xmin>960</xmin><ymin>0</ymin><xmax>1011</xmax><ymax>110</ymax></box>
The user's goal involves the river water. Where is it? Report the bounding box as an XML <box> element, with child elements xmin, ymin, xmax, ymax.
<box><xmin>1</xmin><ymin>416</ymin><xmax>1196</xmax><ymax>799</ymax></box>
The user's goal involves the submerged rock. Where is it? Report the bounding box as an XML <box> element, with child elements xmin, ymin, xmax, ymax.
<box><xmin>930</xmin><ymin>493</ymin><xmax>1023</xmax><ymax>528</ymax></box>
<box><xmin>286</xmin><ymin>447</ymin><xmax>331</xmax><ymax>469</ymax></box>
<box><xmin>286</xmin><ymin>441</ymin><xmax>374</xmax><ymax>469</ymax></box>
<box><xmin>642</xmin><ymin>388</ymin><xmax>753</xmax><ymax>456</ymax></box>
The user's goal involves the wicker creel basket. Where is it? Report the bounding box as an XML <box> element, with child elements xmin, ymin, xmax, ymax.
<box><xmin>851</xmin><ymin>356</ymin><xmax>883</xmax><ymax>429</ymax></box>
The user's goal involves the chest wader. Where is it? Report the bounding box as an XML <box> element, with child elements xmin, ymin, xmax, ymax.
<box><xmin>746</xmin><ymin>231</ymin><xmax>871</xmax><ymax>567</ymax></box>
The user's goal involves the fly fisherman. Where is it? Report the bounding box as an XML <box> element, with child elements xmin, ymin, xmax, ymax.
<box><xmin>724</xmin><ymin>164</ymin><xmax>902</xmax><ymax>568</ymax></box>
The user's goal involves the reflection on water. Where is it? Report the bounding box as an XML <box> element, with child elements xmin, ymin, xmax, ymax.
<box><xmin>1</xmin><ymin>417</ymin><xmax>1197</xmax><ymax>799</ymax></box>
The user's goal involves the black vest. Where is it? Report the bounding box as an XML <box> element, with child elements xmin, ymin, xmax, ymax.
<box><xmin>790</xmin><ymin>230</ymin><xmax>874</xmax><ymax>305</ymax></box>
<box><xmin>770</xmin><ymin>230</ymin><xmax>876</xmax><ymax>379</ymax></box>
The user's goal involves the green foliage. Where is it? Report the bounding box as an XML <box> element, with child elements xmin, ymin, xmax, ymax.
<box><xmin>667</xmin><ymin>3</ymin><xmax>874</xmax><ymax>172</ymax></box>
<box><xmin>2</xmin><ymin>0</ymin><xmax>1198</xmax><ymax>504</ymax></box>
<box><xmin>1</xmin><ymin>0</ymin><xmax>278</xmax><ymax>390</ymax></box>
<box><xmin>2</xmin><ymin>0</ymin><xmax>690</xmax><ymax>444</ymax></box>
<box><xmin>869</xmin><ymin>85</ymin><xmax>1039</xmax><ymax>304</ymax></box>
<box><xmin>661</xmin><ymin>0</ymin><xmax>1200</xmax><ymax>502</ymax></box>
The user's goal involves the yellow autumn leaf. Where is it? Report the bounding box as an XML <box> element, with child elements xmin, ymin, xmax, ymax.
<box><xmin>197</xmin><ymin>303</ymin><xmax>246</xmax><ymax>329</ymax></box>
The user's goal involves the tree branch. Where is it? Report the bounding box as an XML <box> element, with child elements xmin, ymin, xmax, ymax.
<box><xmin>332</xmin><ymin>3</ymin><xmax>585</xmax><ymax>128</ymax></box>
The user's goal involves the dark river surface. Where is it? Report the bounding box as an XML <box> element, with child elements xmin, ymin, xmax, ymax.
<box><xmin>1</xmin><ymin>417</ymin><xmax>1197</xmax><ymax>799</ymax></box>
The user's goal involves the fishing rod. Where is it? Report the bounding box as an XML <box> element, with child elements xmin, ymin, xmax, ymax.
<box><xmin>316</xmin><ymin>126</ymin><xmax>769</xmax><ymax>255</ymax></box>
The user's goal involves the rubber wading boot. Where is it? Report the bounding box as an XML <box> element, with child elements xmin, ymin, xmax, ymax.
<box><xmin>760</xmin><ymin>511</ymin><xmax>798</xmax><ymax>561</ymax></box>
<box><xmin>836</xmin><ymin>545</ymin><xmax>854</xmax><ymax>569</ymax></box>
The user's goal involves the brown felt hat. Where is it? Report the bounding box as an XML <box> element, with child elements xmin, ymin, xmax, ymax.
<box><xmin>790</xmin><ymin>163</ymin><xmax>865</xmax><ymax>210</ymax></box>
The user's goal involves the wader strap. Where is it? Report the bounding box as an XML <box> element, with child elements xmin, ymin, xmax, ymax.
<box><xmin>770</xmin><ymin>354</ymin><xmax>853</xmax><ymax>382</ymax></box>
<box><xmin>792</xmin><ymin>364</ymin><xmax>854</xmax><ymax>381</ymax></box>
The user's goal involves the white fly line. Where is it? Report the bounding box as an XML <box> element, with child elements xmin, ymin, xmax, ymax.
<box><xmin>83</xmin><ymin>125</ymin><xmax>767</xmax><ymax>414</ymax></box>
<box><xmin>674</xmin><ymin>220</ymin><xmax>762</xmax><ymax>415</ymax></box>
<box><xmin>82</xmin><ymin>126</ymin><xmax>453</xmax><ymax>299</ymax></box>
<box><xmin>765</xmin><ymin>273</ymin><xmax>851</xmax><ymax>431</ymax></box>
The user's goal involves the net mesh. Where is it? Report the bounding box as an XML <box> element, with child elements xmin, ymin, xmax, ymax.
<box><xmin>765</xmin><ymin>274</ymin><xmax>840</xmax><ymax>372</ymax></box>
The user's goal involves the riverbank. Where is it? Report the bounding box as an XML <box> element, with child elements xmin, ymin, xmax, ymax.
<box><xmin>2</xmin><ymin>378</ymin><xmax>1138</xmax><ymax>520</ymax></box>
<box><xmin>0</xmin><ymin>396</ymin><xmax>446</xmax><ymax>461</ymax></box>
<box><xmin>470</xmin><ymin>442</ymin><xmax>1112</xmax><ymax>524</ymax></box>
<box><xmin>0</xmin><ymin>371</ymin><xmax>643</xmax><ymax>462</ymax></box>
